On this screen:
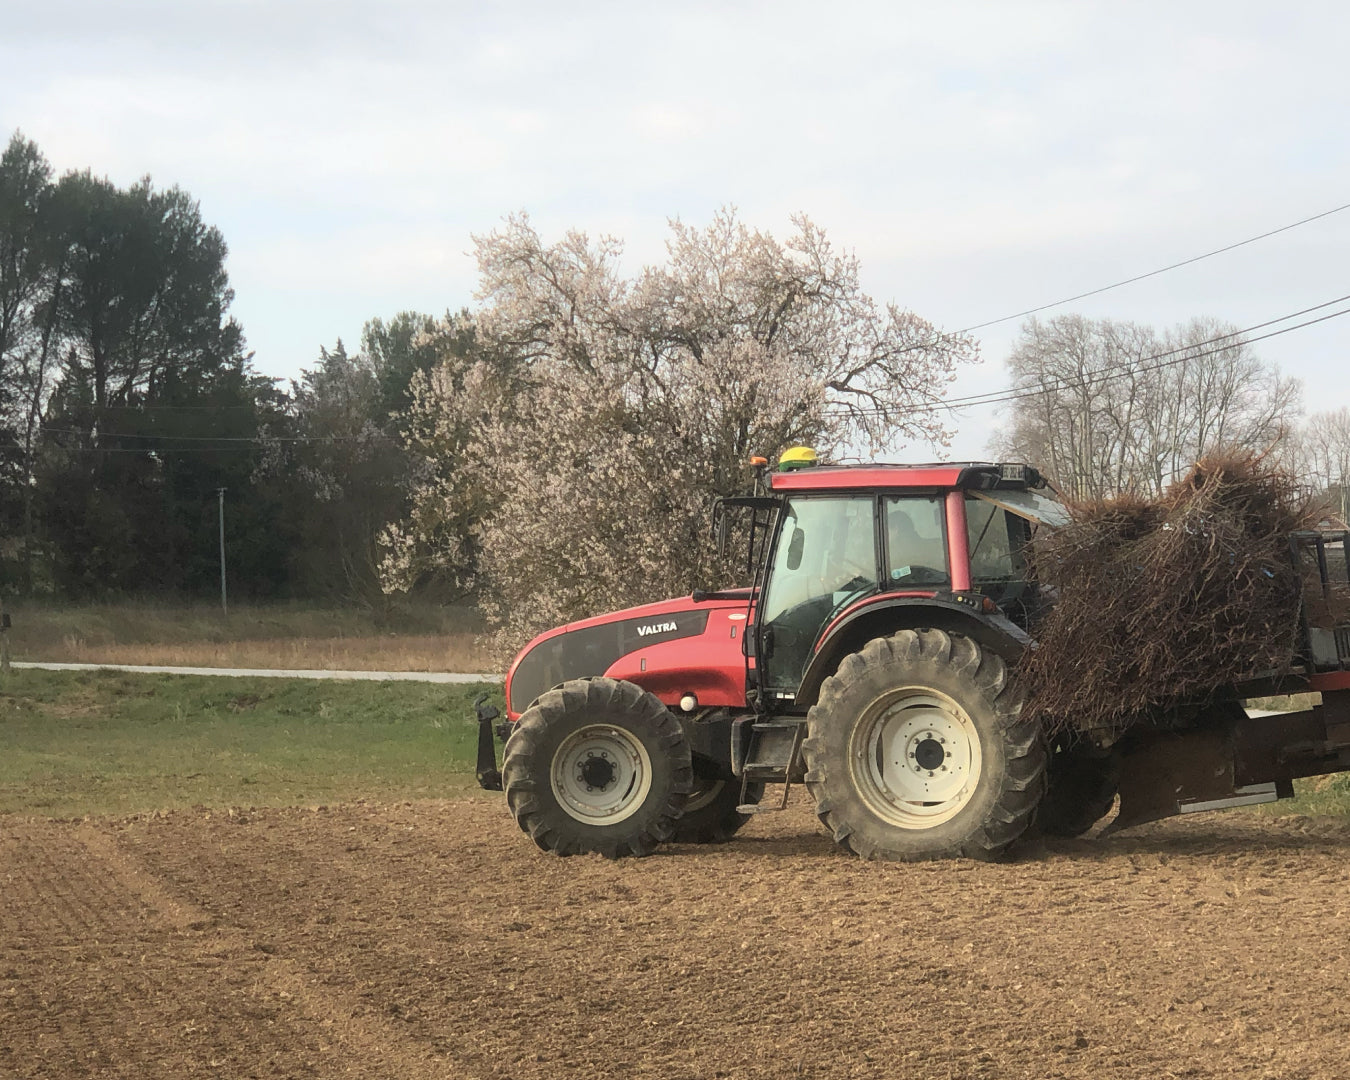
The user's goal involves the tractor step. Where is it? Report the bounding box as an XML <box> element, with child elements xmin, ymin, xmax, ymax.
<box><xmin>742</xmin><ymin>764</ymin><xmax>796</xmax><ymax>780</ymax></box>
<box><xmin>732</xmin><ymin>718</ymin><xmax>808</xmax><ymax>815</ymax></box>
<box><xmin>734</xmin><ymin>718</ymin><xmax>806</xmax><ymax>780</ymax></box>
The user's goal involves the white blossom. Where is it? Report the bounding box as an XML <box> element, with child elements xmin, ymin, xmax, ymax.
<box><xmin>385</xmin><ymin>209</ymin><xmax>977</xmax><ymax>656</ymax></box>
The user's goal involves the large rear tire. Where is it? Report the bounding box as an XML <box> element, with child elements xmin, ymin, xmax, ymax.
<box><xmin>1038</xmin><ymin>742</ymin><xmax>1121</xmax><ymax>837</ymax></box>
<box><xmin>802</xmin><ymin>629</ymin><xmax>1046</xmax><ymax>861</ymax></box>
<box><xmin>503</xmin><ymin>678</ymin><xmax>693</xmax><ymax>858</ymax></box>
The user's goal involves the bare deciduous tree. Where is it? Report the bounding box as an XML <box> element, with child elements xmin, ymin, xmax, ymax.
<box><xmin>385</xmin><ymin>209</ymin><xmax>978</xmax><ymax>651</ymax></box>
<box><xmin>1297</xmin><ymin>407</ymin><xmax>1350</xmax><ymax>524</ymax></box>
<box><xmin>994</xmin><ymin>315</ymin><xmax>1301</xmax><ymax>499</ymax></box>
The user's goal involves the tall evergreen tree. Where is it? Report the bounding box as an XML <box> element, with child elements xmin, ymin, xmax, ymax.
<box><xmin>0</xmin><ymin>133</ymin><xmax>287</xmax><ymax>597</ymax></box>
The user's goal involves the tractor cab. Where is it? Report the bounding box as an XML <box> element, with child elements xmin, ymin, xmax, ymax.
<box><xmin>746</xmin><ymin>455</ymin><xmax>1068</xmax><ymax>712</ymax></box>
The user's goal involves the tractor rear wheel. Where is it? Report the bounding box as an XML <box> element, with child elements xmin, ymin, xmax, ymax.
<box><xmin>1038</xmin><ymin>742</ymin><xmax>1121</xmax><ymax>837</ymax></box>
<box><xmin>802</xmin><ymin>629</ymin><xmax>1046</xmax><ymax>861</ymax></box>
<box><xmin>503</xmin><ymin>678</ymin><xmax>693</xmax><ymax>858</ymax></box>
<box><xmin>671</xmin><ymin>772</ymin><xmax>764</xmax><ymax>844</ymax></box>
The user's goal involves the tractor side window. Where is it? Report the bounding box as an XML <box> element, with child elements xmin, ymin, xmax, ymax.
<box><xmin>964</xmin><ymin>497</ymin><xmax>1031</xmax><ymax>612</ymax></box>
<box><xmin>965</xmin><ymin>499</ymin><xmax>1020</xmax><ymax>581</ymax></box>
<box><xmin>884</xmin><ymin>497</ymin><xmax>949</xmax><ymax>586</ymax></box>
<box><xmin>760</xmin><ymin>496</ymin><xmax>877</xmax><ymax>693</ymax></box>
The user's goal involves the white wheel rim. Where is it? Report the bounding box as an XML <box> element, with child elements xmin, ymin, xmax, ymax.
<box><xmin>850</xmin><ymin>688</ymin><xmax>983</xmax><ymax>829</ymax></box>
<box><xmin>551</xmin><ymin>725</ymin><xmax>654</xmax><ymax>825</ymax></box>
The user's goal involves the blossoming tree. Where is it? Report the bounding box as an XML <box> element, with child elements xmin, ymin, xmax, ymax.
<box><xmin>385</xmin><ymin>209</ymin><xmax>977</xmax><ymax>653</ymax></box>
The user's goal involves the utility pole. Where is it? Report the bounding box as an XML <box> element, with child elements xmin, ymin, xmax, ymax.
<box><xmin>217</xmin><ymin>487</ymin><xmax>228</xmax><ymax>617</ymax></box>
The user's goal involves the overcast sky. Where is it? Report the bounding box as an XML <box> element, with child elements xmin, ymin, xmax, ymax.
<box><xmin>4</xmin><ymin>0</ymin><xmax>1349</xmax><ymax>459</ymax></box>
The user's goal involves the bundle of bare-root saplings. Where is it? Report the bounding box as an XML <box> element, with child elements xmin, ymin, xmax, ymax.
<box><xmin>1018</xmin><ymin>454</ymin><xmax>1338</xmax><ymax>737</ymax></box>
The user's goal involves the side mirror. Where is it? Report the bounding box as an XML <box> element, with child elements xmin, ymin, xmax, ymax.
<box><xmin>786</xmin><ymin>527</ymin><xmax>805</xmax><ymax>571</ymax></box>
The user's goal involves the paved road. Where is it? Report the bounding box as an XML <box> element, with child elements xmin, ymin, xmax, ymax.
<box><xmin>12</xmin><ymin>661</ymin><xmax>501</xmax><ymax>683</ymax></box>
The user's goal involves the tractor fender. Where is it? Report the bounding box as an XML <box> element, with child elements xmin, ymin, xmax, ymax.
<box><xmin>794</xmin><ymin>595</ymin><xmax>1032</xmax><ymax>709</ymax></box>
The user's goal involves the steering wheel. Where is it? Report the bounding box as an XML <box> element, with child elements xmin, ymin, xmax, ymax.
<box><xmin>829</xmin><ymin>558</ymin><xmax>875</xmax><ymax>589</ymax></box>
<box><xmin>835</xmin><ymin>572</ymin><xmax>875</xmax><ymax>593</ymax></box>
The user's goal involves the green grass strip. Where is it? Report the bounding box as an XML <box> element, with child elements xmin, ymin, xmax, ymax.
<box><xmin>0</xmin><ymin>669</ymin><xmax>501</xmax><ymax>817</ymax></box>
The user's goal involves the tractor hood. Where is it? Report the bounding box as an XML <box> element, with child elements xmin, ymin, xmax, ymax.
<box><xmin>504</xmin><ymin>591</ymin><xmax>754</xmax><ymax>718</ymax></box>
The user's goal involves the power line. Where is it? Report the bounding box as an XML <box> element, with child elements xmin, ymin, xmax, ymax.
<box><xmin>32</xmin><ymin>202</ymin><xmax>1350</xmax><ymax>445</ymax></box>
<box><xmin>929</xmin><ymin>292</ymin><xmax>1350</xmax><ymax>413</ymax></box>
<box><xmin>989</xmin><ymin>304</ymin><xmax>1349</xmax><ymax>410</ymax></box>
<box><xmin>34</xmin><ymin>202</ymin><xmax>1350</xmax><ymax>454</ymax></box>
<box><xmin>43</xmin><ymin>296</ymin><xmax>1350</xmax><ymax>452</ymax></box>
<box><xmin>826</xmin><ymin>294</ymin><xmax>1350</xmax><ymax>418</ymax></box>
<box><xmin>45</xmin><ymin>202</ymin><xmax>1350</xmax><ymax>421</ymax></box>
<box><xmin>39</xmin><ymin>445</ymin><xmax>261</xmax><ymax>454</ymax></box>
<box><xmin>92</xmin><ymin>403</ymin><xmax>269</xmax><ymax>411</ymax></box>
<box><xmin>953</xmin><ymin>200</ymin><xmax>1350</xmax><ymax>335</ymax></box>
<box><xmin>38</xmin><ymin>442</ymin><xmax>253</xmax><ymax>450</ymax></box>
<box><xmin>40</xmin><ymin>426</ymin><xmax>395</xmax><ymax>445</ymax></box>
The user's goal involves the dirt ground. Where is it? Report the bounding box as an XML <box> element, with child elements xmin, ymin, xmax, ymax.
<box><xmin>3</xmin><ymin>798</ymin><xmax>1349</xmax><ymax>1080</ymax></box>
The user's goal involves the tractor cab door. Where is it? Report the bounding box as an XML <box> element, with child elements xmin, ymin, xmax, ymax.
<box><xmin>757</xmin><ymin>495</ymin><xmax>879</xmax><ymax>698</ymax></box>
<box><xmin>966</xmin><ymin>487</ymin><xmax>1070</xmax><ymax>626</ymax></box>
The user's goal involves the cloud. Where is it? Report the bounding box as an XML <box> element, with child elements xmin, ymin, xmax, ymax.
<box><xmin>4</xmin><ymin>0</ymin><xmax>1350</xmax><ymax>456</ymax></box>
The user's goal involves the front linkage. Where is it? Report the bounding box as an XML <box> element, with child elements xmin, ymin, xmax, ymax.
<box><xmin>473</xmin><ymin>692</ymin><xmax>506</xmax><ymax>791</ymax></box>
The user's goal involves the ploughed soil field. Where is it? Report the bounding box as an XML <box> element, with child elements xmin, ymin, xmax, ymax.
<box><xmin>3</xmin><ymin>798</ymin><xmax>1350</xmax><ymax>1080</ymax></box>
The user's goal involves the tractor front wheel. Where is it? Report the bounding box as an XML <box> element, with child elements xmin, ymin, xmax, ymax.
<box><xmin>802</xmin><ymin>629</ymin><xmax>1045</xmax><ymax>861</ymax></box>
<box><xmin>503</xmin><ymin>678</ymin><xmax>693</xmax><ymax>858</ymax></box>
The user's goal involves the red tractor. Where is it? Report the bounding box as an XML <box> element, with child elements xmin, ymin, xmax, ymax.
<box><xmin>476</xmin><ymin>453</ymin><xmax>1350</xmax><ymax>860</ymax></box>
